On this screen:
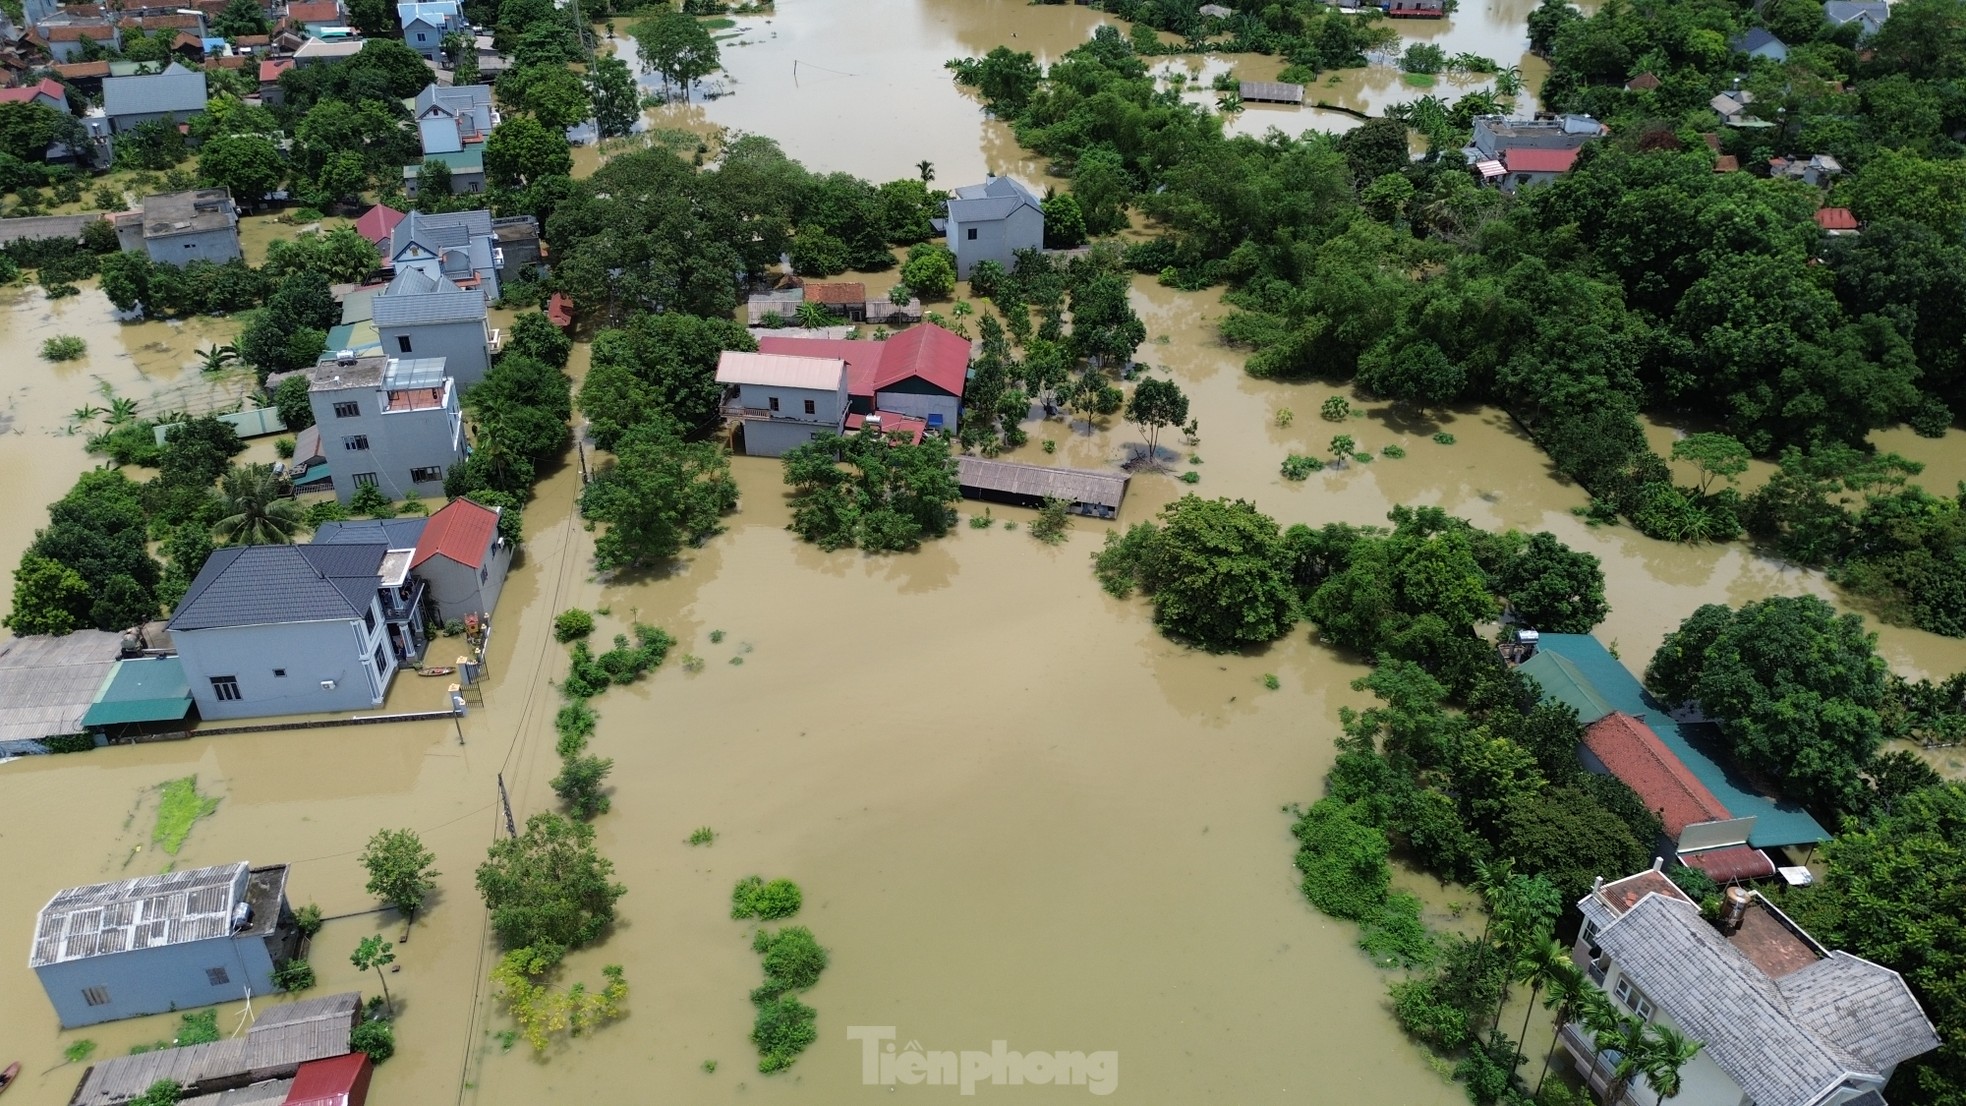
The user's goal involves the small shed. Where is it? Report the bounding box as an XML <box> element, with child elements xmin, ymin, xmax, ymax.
<box><xmin>282</xmin><ymin>1053</ymin><xmax>373</xmax><ymax>1106</ymax></box>
<box><xmin>80</xmin><ymin>655</ymin><xmax>193</xmax><ymax>735</ymax></box>
<box><xmin>955</xmin><ymin>457</ymin><xmax>1129</xmax><ymax>518</ymax></box>
<box><xmin>1238</xmin><ymin>80</ymin><xmax>1303</xmax><ymax>104</ymax></box>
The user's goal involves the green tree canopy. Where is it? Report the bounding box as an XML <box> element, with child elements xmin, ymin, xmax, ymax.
<box><xmin>359</xmin><ymin>828</ymin><xmax>440</xmax><ymax>922</ymax></box>
<box><xmin>781</xmin><ymin>429</ymin><xmax>963</xmax><ymax>553</ymax></box>
<box><xmin>1093</xmin><ymin>495</ymin><xmax>1298</xmax><ymax>651</ymax></box>
<box><xmin>579</xmin><ymin>416</ymin><xmax>737</xmax><ymax>570</ymax></box>
<box><xmin>485</xmin><ymin>116</ymin><xmax>574</xmax><ymax>190</ymax></box>
<box><xmin>475</xmin><ymin>811</ymin><xmax>626</xmax><ymax>962</ymax></box>
<box><xmin>579</xmin><ymin>312</ymin><xmax>754</xmax><ymax>449</ymax></box>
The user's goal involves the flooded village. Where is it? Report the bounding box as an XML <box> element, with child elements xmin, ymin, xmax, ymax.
<box><xmin>0</xmin><ymin>0</ymin><xmax>1964</xmax><ymax>1105</ymax></box>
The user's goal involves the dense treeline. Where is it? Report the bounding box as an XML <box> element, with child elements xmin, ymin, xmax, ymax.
<box><xmin>951</xmin><ymin>4</ymin><xmax>1966</xmax><ymax>634</ymax></box>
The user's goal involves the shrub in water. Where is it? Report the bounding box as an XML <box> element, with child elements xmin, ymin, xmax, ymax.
<box><xmin>731</xmin><ymin>876</ymin><xmax>803</xmax><ymax>920</ymax></box>
<box><xmin>1281</xmin><ymin>454</ymin><xmax>1322</xmax><ymax>480</ymax></box>
<box><xmin>554</xmin><ymin>608</ymin><xmax>596</xmax><ymax>642</ymax></box>
<box><xmin>41</xmin><ymin>335</ymin><xmax>86</xmax><ymax>361</ymax></box>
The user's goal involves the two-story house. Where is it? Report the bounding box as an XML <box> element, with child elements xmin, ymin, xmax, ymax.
<box><xmin>314</xmin><ymin>497</ymin><xmax>510</xmax><ymax>624</ymax></box>
<box><xmin>307</xmin><ymin>353</ymin><xmax>464</xmax><ymax>504</ymax></box>
<box><xmin>939</xmin><ymin>175</ymin><xmax>1043</xmax><ymax>279</ymax></box>
<box><xmin>372</xmin><ymin>267</ymin><xmax>493</xmax><ymax>387</ymax></box>
<box><xmin>716</xmin><ymin>350</ymin><xmax>849</xmax><ymax>457</ymax></box>
<box><xmin>31</xmin><ymin>862</ymin><xmax>300</xmax><ymax>1028</ymax></box>
<box><xmin>413</xmin><ymin>81</ymin><xmax>495</xmax><ymax>153</ymax></box>
<box><xmin>100</xmin><ymin>61</ymin><xmax>206</xmax><ymax>134</ymax></box>
<box><xmin>1566</xmin><ymin>865</ymin><xmax>1939</xmax><ymax>1106</ymax></box>
<box><xmin>286</xmin><ymin>0</ymin><xmax>346</xmax><ymax>36</ymax></box>
<box><xmin>111</xmin><ymin>188</ymin><xmax>243</xmax><ymax>264</ymax></box>
<box><xmin>386</xmin><ymin>208</ymin><xmax>500</xmax><ymax>299</ymax></box>
<box><xmin>759</xmin><ymin>321</ymin><xmax>970</xmax><ymax>434</ymax></box>
<box><xmin>169</xmin><ymin>541</ymin><xmax>427</xmax><ymax>718</ymax></box>
<box><xmin>397</xmin><ymin>0</ymin><xmax>464</xmax><ymax>60</ymax></box>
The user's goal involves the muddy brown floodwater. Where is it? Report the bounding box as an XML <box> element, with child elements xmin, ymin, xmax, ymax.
<box><xmin>1</xmin><ymin>2</ymin><xmax>1964</xmax><ymax>1103</ymax></box>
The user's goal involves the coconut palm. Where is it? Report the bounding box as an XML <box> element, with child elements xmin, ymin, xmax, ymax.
<box><xmin>212</xmin><ymin>464</ymin><xmax>304</xmax><ymax>545</ymax></box>
<box><xmin>1642</xmin><ymin>1025</ymin><xmax>1703</xmax><ymax>1105</ymax></box>
<box><xmin>1512</xmin><ymin>938</ymin><xmax>1572</xmax><ymax>1073</ymax></box>
<box><xmin>1593</xmin><ymin>1013</ymin><xmax>1651</xmax><ymax>1105</ymax></box>
<box><xmin>1536</xmin><ymin>958</ymin><xmax>1589</xmax><ymax>1096</ymax></box>
<box><xmin>917</xmin><ymin>159</ymin><xmax>935</xmax><ymax>184</ymax></box>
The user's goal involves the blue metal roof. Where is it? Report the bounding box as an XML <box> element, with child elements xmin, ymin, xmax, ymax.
<box><xmin>1529</xmin><ymin>634</ymin><xmax>1830</xmax><ymax>848</ymax></box>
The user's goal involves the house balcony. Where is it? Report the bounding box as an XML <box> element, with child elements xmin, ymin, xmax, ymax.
<box><xmin>720</xmin><ymin>401</ymin><xmax>849</xmax><ymax>427</ymax></box>
<box><xmin>486</xmin><ymin>327</ymin><xmax>501</xmax><ymax>354</ymax></box>
<box><xmin>1559</xmin><ymin>1023</ymin><xmax>1644</xmax><ymax>1106</ymax></box>
<box><xmin>381</xmin><ymin>577</ymin><xmax>427</xmax><ymax>624</ymax></box>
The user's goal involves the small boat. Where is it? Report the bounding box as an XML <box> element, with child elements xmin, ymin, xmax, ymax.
<box><xmin>0</xmin><ymin>1061</ymin><xmax>21</xmax><ymax>1095</ymax></box>
<box><xmin>416</xmin><ymin>666</ymin><xmax>455</xmax><ymax>677</ymax></box>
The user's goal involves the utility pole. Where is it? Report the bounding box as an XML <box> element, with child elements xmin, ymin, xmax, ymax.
<box><xmin>495</xmin><ymin>773</ymin><xmax>517</xmax><ymax>837</ymax></box>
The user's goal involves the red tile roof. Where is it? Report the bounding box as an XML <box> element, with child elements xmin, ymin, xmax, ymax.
<box><xmin>1680</xmin><ymin>844</ymin><xmax>1777</xmax><ymax>883</ymax></box>
<box><xmin>1502</xmin><ymin>146</ymin><xmax>1581</xmax><ymax>174</ymax></box>
<box><xmin>411</xmin><ymin>497</ymin><xmax>499</xmax><ymax>570</ymax></box>
<box><xmin>259</xmin><ymin>56</ymin><xmax>294</xmax><ymax>81</ymax></box>
<box><xmin>120</xmin><ymin>13</ymin><xmax>201</xmax><ymax>29</ymax></box>
<box><xmin>545</xmin><ymin>291</ymin><xmax>573</xmax><ymax>329</ymax></box>
<box><xmin>53</xmin><ymin>60</ymin><xmax>110</xmax><ymax>77</ymax></box>
<box><xmin>283</xmin><ymin>1053</ymin><xmax>372</xmax><ymax>1106</ymax></box>
<box><xmin>288</xmin><ymin>0</ymin><xmax>342</xmax><ymax>21</ymax></box>
<box><xmin>235</xmin><ymin>33</ymin><xmax>270</xmax><ymax>45</ymax></box>
<box><xmin>1584</xmin><ymin>711</ymin><xmax>1732</xmax><ymax>837</ymax></box>
<box><xmin>844</xmin><ymin>410</ymin><xmax>926</xmax><ymax>444</ymax></box>
<box><xmin>1597</xmin><ymin>868</ymin><xmax>1693</xmax><ymax>915</ymax></box>
<box><xmin>44</xmin><ymin>23</ymin><xmax>114</xmax><ymax>41</ymax></box>
<box><xmin>1814</xmin><ymin>206</ymin><xmax>1859</xmax><ymax>231</ymax></box>
<box><xmin>873</xmin><ymin>322</ymin><xmax>968</xmax><ymax>397</ymax></box>
<box><xmin>804</xmin><ymin>281</ymin><xmax>865</xmax><ymax>305</ymax></box>
<box><xmin>352</xmin><ymin>202</ymin><xmax>402</xmax><ymax>245</ymax></box>
<box><xmin>759</xmin><ymin>323</ymin><xmax>970</xmax><ymax>400</ymax></box>
<box><xmin>0</xmin><ymin>77</ymin><xmax>66</xmax><ymax>103</ymax></box>
<box><xmin>1625</xmin><ymin>71</ymin><xmax>1660</xmax><ymax>90</ymax></box>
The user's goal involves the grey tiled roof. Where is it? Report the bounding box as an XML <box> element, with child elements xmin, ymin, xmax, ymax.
<box><xmin>374</xmin><ymin>268</ymin><xmax>484</xmax><ymax>326</ymax></box>
<box><xmin>313</xmin><ymin>517</ymin><xmax>428</xmax><ymax>548</ymax></box>
<box><xmin>393</xmin><ymin>208</ymin><xmax>492</xmax><ymax>259</ymax></box>
<box><xmin>32</xmin><ymin>862</ymin><xmax>246</xmax><ymax>967</ymax></box>
<box><xmin>414</xmin><ymin>81</ymin><xmax>489</xmax><ymax>117</ymax></box>
<box><xmin>947</xmin><ymin>176</ymin><xmax>1040</xmax><ymax>224</ymax></box>
<box><xmin>1596</xmin><ymin>894</ymin><xmax>1909</xmax><ymax>1106</ymax></box>
<box><xmin>102</xmin><ymin>61</ymin><xmax>207</xmax><ymax>119</ymax></box>
<box><xmin>168</xmin><ymin>544</ymin><xmax>386</xmax><ymax>631</ymax></box>
<box><xmin>1778</xmin><ymin>952</ymin><xmax>1939</xmax><ymax>1073</ymax></box>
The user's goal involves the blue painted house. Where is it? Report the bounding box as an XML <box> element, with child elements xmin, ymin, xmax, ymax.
<box><xmin>32</xmin><ymin>862</ymin><xmax>300</xmax><ymax>1028</ymax></box>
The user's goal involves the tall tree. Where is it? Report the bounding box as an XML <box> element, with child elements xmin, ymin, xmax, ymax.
<box><xmin>1091</xmin><ymin>495</ymin><xmax>1298</xmax><ymax>651</ymax></box>
<box><xmin>579</xmin><ymin>416</ymin><xmax>737</xmax><ymax>570</ymax></box>
<box><xmin>1642</xmin><ymin>1024</ymin><xmax>1704</xmax><ymax>1105</ymax></box>
<box><xmin>1123</xmin><ymin>376</ymin><xmax>1188</xmax><ymax>468</ymax></box>
<box><xmin>350</xmin><ymin>936</ymin><xmax>396</xmax><ymax>1014</ymax></box>
<box><xmin>588</xmin><ymin>54</ymin><xmax>640</xmax><ymax>139</ymax></box>
<box><xmin>475</xmin><ymin>811</ymin><xmax>626</xmax><ymax>960</ymax></box>
<box><xmin>211</xmin><ymin>465</ymin><xmax>304</xmax><ymax>545</ymax></box>
<box><xmin>359</xmin><ymin>829</ymin><xmax>440</xmax><ymax>924</ymax></box>
<box><xmin>633</xmin><ymin>11</ymin><xmax>720</xmax><ymax>99</ymax></box>
<box><xmin>198</xmin><ymin>134</ymin><xmax>285</xmax><ymax>205</ymax></box>
<box><xmin>484</xmin><ymin>116</ymin><xmax>573</xmax><ymax>190</ymax></box>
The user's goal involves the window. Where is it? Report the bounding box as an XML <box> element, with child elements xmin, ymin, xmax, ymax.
<box><xmin>353</xmin><ymin>472</ymin><xmax>379</xmax><ymax>487</ymax></box>
<box><xmin>803</xmin><ymin>399</ymin><xmax>816</xmax><ymax>415</ymax></box>
<box><xmin>272</xmin><ymin>668</ymin><xmax>286</xmax><ymax>678</ymax></box>
<box><xmin>333</xmin><ymin>401</ymin><xmax>360</xmax><ymax>418</ymax></box>
<box><xmin>1613</xmin><ymin>976</ymin><xmax>1654</xmax><ymax>1021</ymax></box>
<box><xmin>410</xmin><ymin>466</ymin><xmax>444</xmax><ymax>483</ymax></box>
<box><xmin>82</xmin><ymin>986</ymin><xmax>110</xmax><ymax>1007</ymax></box>
<box><xmin>343</xmin><ymin>435</ymin><xmax>370</xmax><ymax>451</ymax></box>
<box><xmin>363</xmin><ymin>606</ymin><xmax>376</xmax><ymax>633</ymax></box>
<box><xmin>481</xmin><ymin>566</ymin><xmax>490</xmax><ymax>583</ymax></box>
<box><xmin>210</xmin><ymin>675</ymin><xmax>241</xmax><ymax>702</ymax></box>
<box><xmin>768</xmin><ymin>396</ymin><xmax>780</xmax><ymax>411</ymax></box>
<box><xmin>397</xmin><ymin>335</ymin><xmax>413</xmax><ymax>353</ymax></box>
<box><xmin>416</xmin><ymin>31</ymin><xmax>426</xmax><ymax>39</ymax></box>
<box><xmin>966</xmin><ymin>228</ymin><xmax>978</xmax><ymax>241</ymax></box>
<box><xmin>372</xmin><ymin>642</ymin><xmax>386</xmax><ymax>674</ymax></box>
<box><xmin>206</xmin><ymin>967</ymin><xmax>230</xmax><ymax>986</ymax></box>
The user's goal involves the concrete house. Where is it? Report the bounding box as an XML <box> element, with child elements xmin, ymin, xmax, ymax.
<box><xmin>307</xmin><ymin>353</ymin><xmax>464</xmax><ymax>504</ymax></box>
<box><xmin>31</xmin><ymin>862</ymin><xmax>299</xmax><ymax>1028</ymax></box>
<box><xmin>373</xmin><ymin>267</ymin><xmax>493</xmax><ymax>387</ymax></box>
<box><xmin>111</xmin><ymin>189</ymin><xmax>243</xmax><ymax>265</ymax></box>
<box><xmin>1566</xmin><ymin>867</ymin><xmax>1939</xmax><ymax>1106</ymax></box>
<box><xmin>404</xmin><ymin>146</ymin><xmax>485</xmax><ymax>197</ymax></box>
<box><xmin>387</xmin><ymin>208</ymin><xmax>500</xmax><ymax>298</ymax></box>
<box><xmin>759</xmin><ymin>322</ymin><xmax>971</xmax><ymax>433</ymax></box>
<box><xmin>315</xmin><ymin>498</ymin><xmax>510</xmax><ymax>623</ymax></box>
<box><xmin>257</xmin><ymin>56</ymin><xmax>294</xmax><ymax>104</ymax></box>
<box><xmin>941</xmin><ymin>175</ymin><xmax>1043</xmax><ymax>279</ymax></box>
<box><xmin>101</xmin><ymin>61</ymin><xmax>206</xmax><ymax>133</ymax></box>
<box><xmin>1823</xmin><ymin>0</ymin><xmax>1888</xmax><ymax>36</ymax></box>
<box><xmin>413</xmin><ymin>81</ymin><xmax>494</xmax><ymax>153</ymax></box>
<box><xmin>286</xmin><ymin>0</ymin><xmax>345</xmax><ymax>36</ymax></box>
<box><xmin>169</xmin><ymin>542</ymin><xmax>425</xmax><ymax>718</ymax></box>
<box><xmin>716</xmin><ymin>350</ymin><xmax>849</xmax><ymax>457</ymax></box>
<box><xmin>1499</xmin><ymin>145</ymin><xmax>1581</xmax><ymax>193</ymax></box>
<box><xmin>397</xmin><ymin>0</ymin><xmax>464</xmax><ymax>59</ymax></box>
<box><xmin>0</xmin><ymin>76</ymin><xmax>70</xmax><ymax>112</ymax></box>
<box><xmin>1732</xmin><ymin>27</ymin><xmax>1789</xmax><ymax>61</ymax></box>
<box><xmin>41</xmin><ymin>21</ymin><xmax>121</xmax><ymax>62</ymax></box>
<box><xmin>1468</xmin><ymin>114</ymin><xmax>1605</xmax><ymax>160</ymax></box>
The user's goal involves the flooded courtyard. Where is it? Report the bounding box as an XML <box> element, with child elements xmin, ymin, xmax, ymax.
<box><xmin>1</xmin><ymin>0</ymin><xmax>1964</xmax><ymax>1103</ymax></box>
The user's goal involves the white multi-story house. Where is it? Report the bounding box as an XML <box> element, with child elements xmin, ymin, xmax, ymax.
<box><xmin>372</xmin><ymin>268</ymin><xmax>494</xmax><ymax>388</ymax></box>
<box><xmin>939</xmin><ymin>175</ymin><xmax>1042</xmax><ymax>279</ymax></box>
<box><xmin>307</xmin><ymin>353</ymin><xmax>464</xmax><ymax>504</ymax></box>
<box><xmin>1566</xmin><ymin>865</ymin><xmax>1939</xmax><ymax>1106</ymax></box>
<box><xmin>397</xmin><ymin>0</ymin><xmax>465</xmax><ymax>60</ymax></box>
<box><xmin>413</xmin><ymin>82</ymin><xmax>495</xmax><ymax>153</ymax></box>
<box><xmin>715</xmin><ymin>350</ymin><xmax>849</xmax><ymax>457</ymax></box>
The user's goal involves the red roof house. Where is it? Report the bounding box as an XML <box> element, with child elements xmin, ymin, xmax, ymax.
<box><xmin>803</xmin><ymin>281</ymin><xmax>865</xmax><ymax>305</ymax></box>
<box><xmin>1502</xmin><ymin>146</ymin><xmax>1582</xmax><ymax>175</ymax></box>
<box><xmin>0</xmin><ymin>77</ymin><xmax>69</xmax><ymax>111</ymax></box>
<box><xmin>1583</xmin><ymin>712</ymin><xmax>1731</xmax><ymax>838</ymax></box>
<box><xmin>353</xmin><ymin>203</ymin><xmax>404</xmax><ymax>247</ymax></box>
<box><xmin>411</xmin><ymin>498</ymin><xmax>511</xmax><ymax>623</ymax></box>
<box><xmin>287</xmin><ymin>0</ymin><xmax>344</xmax><ymax>23</ymax></box>
<box><xmin>282</xmin><ymin>1053</ymin><xmax>372</xmax><ymax>1106</ymax></box>
<box><xmin>259</xmin><ymin>56</ymin><xmax>295</xmax><ymax>84</ymax></box>
<box><xmin>758</xmin><ymin>322</ymin><xmax>970</xmax><ymax>431</ymax></box>
<box><xmin>545</xmin><ymin>291</ymin><xmax>573</xmax><ymax>330</ymax></box>
<box><xmin>1813</xmin><ymin>207</ymin><xmax>1860</xmax><ymax>232</ymax></box>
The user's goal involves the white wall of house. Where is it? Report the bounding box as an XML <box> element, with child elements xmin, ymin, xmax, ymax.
<box><xmin>309</xmin><ymin>380</ymin><xmax>464</xmax><ymax>504</ymax></box>
<box><xmin>378</xmin><ymin>318</ymin><xmax>490</xmax><ymax>389</ymax></box>
<box><xmin>728</xmin><ymin>377</ymin><xmax>847</xmax><ymax>457</ymax></box>
<box><xmin>174</xmin><ymin>611</ymin><xmax>393</xmax><ymax>720</ymax></box>
<box><xmin>36</xmin><ymin>932</ymin><xmax>278</xmax><ymax>1028</ymax></box>
<box><xmin>145</xmin><ymin>227</ymin><xmax>243</xmax><ymax>266</ymax></box>
<box><xmin>946</xmin><ymin>204</ymin><xmax>1041</xmax><ymax>279</ymax></box>
<box><xmin>873</xmin><ymin>387</ymin><xmax>959</xmax><ymax>431</ymax></box>
<box><xmin>422</xmin><ymin>541</ymin><xmax>510</xmax><ymax>624</ymax></box>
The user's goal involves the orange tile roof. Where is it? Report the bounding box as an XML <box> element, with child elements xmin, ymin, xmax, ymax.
<box><xmin>1813</xmin><ymin>207</ymin><xmax>1859</xmax><ymax>231</ymax></box>
<box><xmin>803</xmin><ymin>281</ymin><xmax>865</xmax><ymax>305</ymax></box>
<box><xmin>1585</xmin><ymin>711</ymin><xmax>1732</xmax><ymax>837</ymax></box>
<box><xmin>411</xmin><ymin>497</ymin><xmax>499</xmax><ymax>571</ymax></box>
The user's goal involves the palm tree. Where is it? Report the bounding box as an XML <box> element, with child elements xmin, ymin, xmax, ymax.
<box><xmin>197</xmin><ymin>344</ymin><xmax>240</xmax><ymax>373</ymax></box>
<box><xmin>917</xmin><ymin>159</ymin><xmax>935</xmax><ymax>184</ymax></box>
<box><xmin>1642</xmin><ymin>1025</ymin><xmax>1703</xmax><ymax>1105</ymax></box>
<box><xmin>1593</xmin><ymin>1014</ymin><xmax>1650</xmax><ymax>1105</ymax></box>
<box><xmin>212</xmin><ymin>464</ymin><xmax>303</xmax><ymax>545</ymax></box>
<box><xmin>1512</xmin><ymin>938</ymin><xmax>1571</xmax><ymax>1073</ymax></box>
<box><xmin>1536</xmin><ymin>958</ymin><xmax>1589</xmax><ymax>1096</ymax></box>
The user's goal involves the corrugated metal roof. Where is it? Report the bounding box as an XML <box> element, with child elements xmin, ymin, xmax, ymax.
<box><xmin>32</xmin><ymin>862</ymin><xmax>245</xmax><ymax>967</ymax></box>
<box><xmin>0</xmin><ymin>629</ymin><xmax>125</xmax><ymax>743</ymax></box>
<box><xmin>71</xmin><ymin>993</ymin><xmax>361</xmax><ymax>1106</ymax></box>
<box><xmin>1531</xmin><ymin>635</ymin><xmax>1831</xmax><ymax>847</ymax></box>
<box><xmin>873</xmin><ymin>323</ymin><xmax>968</xmax><ymax>396</ymax></box>
<box><xmin>313</xmin><ymin>518</ymin><xmax>429</xmax><ymax>549</ymax></box>
<box><xmin>80</xmin><ymin>656</ymin><xmax>192</xmax><ymax>728</ymax></box>
<box><xmin>715</xmin><ymin>350</ymin><xmax>846</xmax><ymax>391</ymax></box>
<box><xmin>102</xmin><ymin>61</ymin><xmax>205</xmax><ymax>119</ymax></box>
